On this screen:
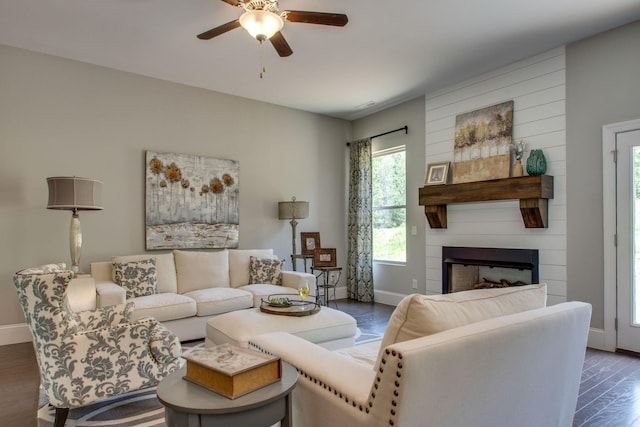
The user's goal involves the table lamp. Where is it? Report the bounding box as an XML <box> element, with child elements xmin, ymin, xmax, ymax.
<box><xmin>47</xmin><ymin>177</ymin><xmax>103</xmax><ymax>274</ymax></box>
<box><xmin>278</xmin><ymin>196</ymin><xmax>309</xmax><ymax>255</ymax></box>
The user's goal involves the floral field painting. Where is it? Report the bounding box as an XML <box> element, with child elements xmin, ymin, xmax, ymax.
<box><xmin>145</xmin><ymin>151</ymin><xmax>239</xmax><ymax>250</ymax></box>
<box><xmin>453</xmin><ymin>100</ymin><xmax>513</xmax><ymax>183</ymax></box>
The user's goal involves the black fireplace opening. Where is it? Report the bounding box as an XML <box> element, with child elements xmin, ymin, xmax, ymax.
<box><xmin>442</xmin><ymin>246</ymin><xmax>539</xmax><ymax>294</ymax></box>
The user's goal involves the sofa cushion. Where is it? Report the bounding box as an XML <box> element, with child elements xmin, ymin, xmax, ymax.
<box><xmin>173</xmin><ymin>250</ymin><xmax>230</xmax><ymax>293</ymax></box>
<box><xmin>182</xmin><ymin>288</ymin><xmax>253</xmax><ymax>316</ymax></box>
<box><xmin>228</xmin><ymin>249</ymin><xmax>275</xmax><ymax>287</ymax></box>
<box><xmin>130</xmin><ymin>293</ymin><xmax>197</xmax><ymax>322</ymax></box>
<box><xmin>377</xmin><ymin>284</ymin><xmax>547</xmax><ymax>366</ymax></box>
<box><xmin>238</xmin><ymin>284</ymin><xmax>300</xmax><ymax>307</ymax></box>
<box><xmin>113</xmin><ymin>258</ymin><xmax>158</xmax><ymax>299</ymax></box>
<box><xmin>112</xmin><ymin>253</ymin><xmax>178</xmax><ymax>294</ymax></box>
<box><xmin>248</xmin><ymin>256</ymin><xmax>284</xmax><ymax>286</ymax></box>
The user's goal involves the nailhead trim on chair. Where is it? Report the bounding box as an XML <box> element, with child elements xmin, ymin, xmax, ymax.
<box><xmin>249</xmin><ymin>341</ymin><xmax>406</xmax><ymax>426</ymax></box>
<box><xmin>381</xmin><ymin>348</ymin><xmax>405</xmax><ymax>426</ymax></box>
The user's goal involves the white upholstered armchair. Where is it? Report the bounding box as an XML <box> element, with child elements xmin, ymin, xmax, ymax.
<box><xmin>13</xmin><ymin>265</ymin><xmax>182</xmax><ymax>427</ymax></box>
<box><xmin>250</xmin><ymin>296</ymin><xmax>591</xmax><ymax>427</ymax></box>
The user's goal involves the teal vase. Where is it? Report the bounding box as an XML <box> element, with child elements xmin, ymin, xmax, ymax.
<box><xmin>526</xmin><ymin>149</ymin><xmax>547</xmax><ymax>175</ymax></box>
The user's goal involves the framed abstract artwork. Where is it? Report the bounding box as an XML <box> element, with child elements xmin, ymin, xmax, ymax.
<box><xmin>145</xmin><ymin>150</ymin><xmax>239</xmax><ymax>250</ymax></box>
<box><xmin>453</xmin><ymin>100</ymin><xmax>513</xmax><ymax>183</ymax></box>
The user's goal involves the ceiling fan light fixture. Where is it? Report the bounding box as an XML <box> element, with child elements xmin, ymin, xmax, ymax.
<box><xmin>239</xmin><ymin>10</ymin><xmax>284</xmax><ymax>41</ymax></box>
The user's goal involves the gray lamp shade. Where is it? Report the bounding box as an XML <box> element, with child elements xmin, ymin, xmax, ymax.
<box><xmin>47</xmin><ymin>177</ymin><xmax>104</xmax><ymax>211</ymax></box>
<box><xmin>278</xmin><ymin>199</ymin><xmax>309</xmax><ymax>220</ymax></box>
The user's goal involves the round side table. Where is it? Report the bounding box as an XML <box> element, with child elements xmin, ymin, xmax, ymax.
<box><xmin>157</xmin><ymin>362</ymin><xmax>297</xmax><ymax>427</ymax></box>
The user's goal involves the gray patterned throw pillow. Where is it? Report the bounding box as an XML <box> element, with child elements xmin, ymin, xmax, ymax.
<box><xmin>113</xmin><ymin>258</ymin><xmax>158</xmax><ymax>299</ymax></box>
<box><xmin>248</xmin><ymin>256</ymin><xmax>284</xmax><ymax>285</ymax></box>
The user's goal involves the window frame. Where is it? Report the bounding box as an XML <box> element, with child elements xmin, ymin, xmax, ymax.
<box><xmin>371</xmin><ymin>145</ymin><xmax>407</xmax><ymax>264</ymax></box>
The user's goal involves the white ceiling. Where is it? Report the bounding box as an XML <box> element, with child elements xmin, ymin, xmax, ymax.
<box><xmin>1</xmin><ymin>0</ymin><xmax>639</xmax><ymax>120</ymax></box>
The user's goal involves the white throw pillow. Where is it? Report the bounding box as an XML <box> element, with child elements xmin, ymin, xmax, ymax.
<box><xmin>228</xmin><ymin>249</ymin><xmax>276</xmax><ymax>287</ymax></box>
<box><xmin>377</xmin><ymin>284</ymin><xmax>547</xmax><ymax>367</ymax></box>
<box><xmin>173</xmin><ymin>250</ymin><xmax>230</xmax><ymax>293</ymax></box>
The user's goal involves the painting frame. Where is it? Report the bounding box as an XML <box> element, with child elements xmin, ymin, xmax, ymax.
<box><xmin>314</xmin><ymin>248</ymin><xmax>337</xmax><ymax>268</ymax></box>
<box><xmin>145</xmin><ymin>150</ymin><xmax>239</xmax><ymax>250</ymax></box>
<box><xmin>300</xmin><ymin>232</ymin><xmax>321</xmax><ymax>255</ymax></box>
<box><xmin>425</xmin><ymin>161</ymin><xmax>449</xmax><ymax>185</ymax></box>
<box><xmin>453</xmin><ymin>100</ymin><xmax>514</xmax><ymax>184</ymax></box>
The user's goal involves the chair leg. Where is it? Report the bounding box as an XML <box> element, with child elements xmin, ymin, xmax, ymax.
<box><xmin>54</xmin><ymin>407</ymin><xmax>69</xmax><ymax>427</ymax></box>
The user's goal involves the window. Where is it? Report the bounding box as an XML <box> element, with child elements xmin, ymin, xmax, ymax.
<box><xmin>372</xmin><ymin>146</ymin><xmax>406</xmax><ymax>262</ymax></box>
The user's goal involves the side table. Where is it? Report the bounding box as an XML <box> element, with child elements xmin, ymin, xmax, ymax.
<box><xmin>157</xmin><ymin>362</ymin><xmax>297</xmax><ymax>427</ymax></box>
<box><xmin>291</xmin><ymin>254</ymin><xmax>313</xmax><ymax>272</ymax></box>
<box><xmin>312</xmin><ymin>267</ymin><xmax>342</xmax><ymax>308</ymax></box>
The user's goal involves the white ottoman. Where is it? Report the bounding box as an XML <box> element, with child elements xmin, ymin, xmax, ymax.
<box><xmin>205</xmin><ymin>307</ymin><xmax>359</xmax><ymax>350</ymax></box>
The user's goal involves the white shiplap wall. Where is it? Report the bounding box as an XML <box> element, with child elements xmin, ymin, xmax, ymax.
<box><xmin>424</xmin><ymin>47</ymin><xmax>567</xmax><ymax>305</ymax></box>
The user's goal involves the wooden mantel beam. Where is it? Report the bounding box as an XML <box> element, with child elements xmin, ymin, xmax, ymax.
<box><xmin>418</xmin><ymin>175</ymin><xmax>554</xmax><ymax>229</ymax></box>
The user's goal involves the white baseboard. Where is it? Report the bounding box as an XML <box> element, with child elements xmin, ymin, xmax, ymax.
<box><xmin>0</xmin><ymin>323</ymin><xmax>31</xmax><ymax>346</ymax></box>
<box><xmin>587</xmin><ymin>327</ymin><xmax>615</xmax><ymax>352</ymax></box>
<box><xmin>335</xmin><ymin>286</ymin><xmax>347</xmax><ymax>300</ymax></box>
<box><xmin>332</xmin><ymin>287</ymin><xmax>402</xmax><ymax>306</ymax></box>
<box><xmin>373</xmin><ymin>290</ymin><xmax>404</xmax><ymax>306</ymax></box>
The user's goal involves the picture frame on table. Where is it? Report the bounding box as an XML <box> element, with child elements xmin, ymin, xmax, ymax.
<box><xmin>314</xmin><ymin>248</ymin><xmax>337</xmax><ymax>268</ymax></box>
<box><xmin>425</xmin><ymin>161</ymin><xmax>450</xmax><ymax>185</ymax></box>
<box><xmin>300</xmin><ymin>232</ymin><xmax>321</xmax><ymax>255</ymax></box>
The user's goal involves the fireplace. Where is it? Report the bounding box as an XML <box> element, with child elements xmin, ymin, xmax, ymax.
<box><xmin>442</xmin><ymin>246</ymin><xmax>539</xmax><ymax>294</ymax></box>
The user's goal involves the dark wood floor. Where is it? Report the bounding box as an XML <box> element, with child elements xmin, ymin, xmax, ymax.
<box><xmin>2</xmin><ymin>299</ymin><xmax>640</xmax><ymax>426</ymax></box>
<box><xmin>0</xmin><ymin>340</ymin><xmax>40</xmax><ymax>426</ymax></box>
<box><xmin>574</xmin><ymin>348</ymin><xmax>640</xmax><ymax>426</ymax></box>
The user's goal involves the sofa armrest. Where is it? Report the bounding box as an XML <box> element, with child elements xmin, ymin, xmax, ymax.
<box><xmin>66</xmin><ymin>276</ymin><xmax>97</xmax><ymax>312</ymax></box>
<box><xmin>250</xmin><ymin>332</ymin><xmax>374</xmax><ymax>403</ymax></box>
<box><xmin>281</xmin><ymin>271</ymin><xmax>316</xmax><ymax>291</ymax></box>
<box><xmin>95</xmin><ymin>281</ymin><xmax>126</xmax><ymax>307</ymax></box>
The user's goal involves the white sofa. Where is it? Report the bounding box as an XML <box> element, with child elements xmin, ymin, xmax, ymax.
<box><xmin>250</xmin><ymin>285</ymin><xmax>592</xmax><ymax>427</ymax></box>
<box><xmin>90</xmin><ymin>249</ymin><xmax>314</xmax><ymax>341</ymax></box>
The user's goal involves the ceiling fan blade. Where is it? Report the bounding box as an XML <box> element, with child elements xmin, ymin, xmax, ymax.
<box><xmin>219</xmin><ymin>0</ymin><xmax>242</xmax><ymax>6</ymax></box>
<box><xmin>197</xmin><ymin>20</ymin><xmax>241</xmax><ymax>40</ymax></box>
<box><xmin>270</xmin><ymin>32</ymin><xmax>293</xmax><ymax>57</ymax></box>
<box><xmin>284</xmin><ymin>10</ymin><xmax>348</xmax><ymax>27</ymax></box>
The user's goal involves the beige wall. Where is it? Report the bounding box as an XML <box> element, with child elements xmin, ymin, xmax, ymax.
<box><xmin>0</xmin><ymin>44</ymin><xmax>350</xmax><ymax>331</ymax></box>
<box><xmin>3</xmin><ymin>18</ymin><xmax>639</xmax><ymax>341</ymax></box>
<box><xmin>566</xmin><ymin>20</ymin><xmax>640</xmax><ymax>329</ymax></box>
<box><xmin>351</xmin><ymin>96</ymin><xmax>427</xmax><ymax>303</ymax></box>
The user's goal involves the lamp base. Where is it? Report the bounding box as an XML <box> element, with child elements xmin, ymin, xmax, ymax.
<box><xmin>290</xmin><ymin>218</ymin><xmax>298</xmax><ymax>256</ymax></box>
<box><xmin>70</xmin><ymin>212</ymin><xmax>82</xmax><ymax>275</ymax></box>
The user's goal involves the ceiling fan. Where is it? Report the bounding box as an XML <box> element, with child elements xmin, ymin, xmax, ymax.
<box><xmin>197</xmin><ymin>0</ymin><xmax>348</xmax><ymax>57</ymax></box>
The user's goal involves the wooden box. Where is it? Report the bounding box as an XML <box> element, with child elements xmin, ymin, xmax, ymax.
<box><xmin>182</xmin><ymin>344</ymin><xmax>281</xmax><ymax>399</ymax></box>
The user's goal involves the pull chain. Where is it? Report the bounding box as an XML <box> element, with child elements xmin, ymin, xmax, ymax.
<box><xmin>259</xmin><ymin>40</ymin><xmax>267</xmax><ymax>79</ymax></box>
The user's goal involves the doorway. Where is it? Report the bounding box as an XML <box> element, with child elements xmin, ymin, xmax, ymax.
<box><xmin>603</xmin><ymin>119</ymin><xmax>640</xmax><ymax>352</ymax></box>
<box><xmin>616</xmin><ymin>128</ymin><xmax>640</xmax><ymax>352</ymax></box>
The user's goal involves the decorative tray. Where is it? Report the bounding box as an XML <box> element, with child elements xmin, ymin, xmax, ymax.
<box><xmin>260</xmin><ymin>294</ymin><xmax>320</xmax><ymax>317</ymax></box>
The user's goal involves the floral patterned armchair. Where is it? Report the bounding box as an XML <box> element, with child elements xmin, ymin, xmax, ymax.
<box><xmin>13</xmin><ymin>264</ymin><xmax>182</xmax><ymax>427</ymax></box>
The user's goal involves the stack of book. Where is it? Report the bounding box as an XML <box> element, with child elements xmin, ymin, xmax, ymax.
<box><xmin>182</xmin><ymin>343</ymin><xmax>282</xmax><ymax>399</ymax></box>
